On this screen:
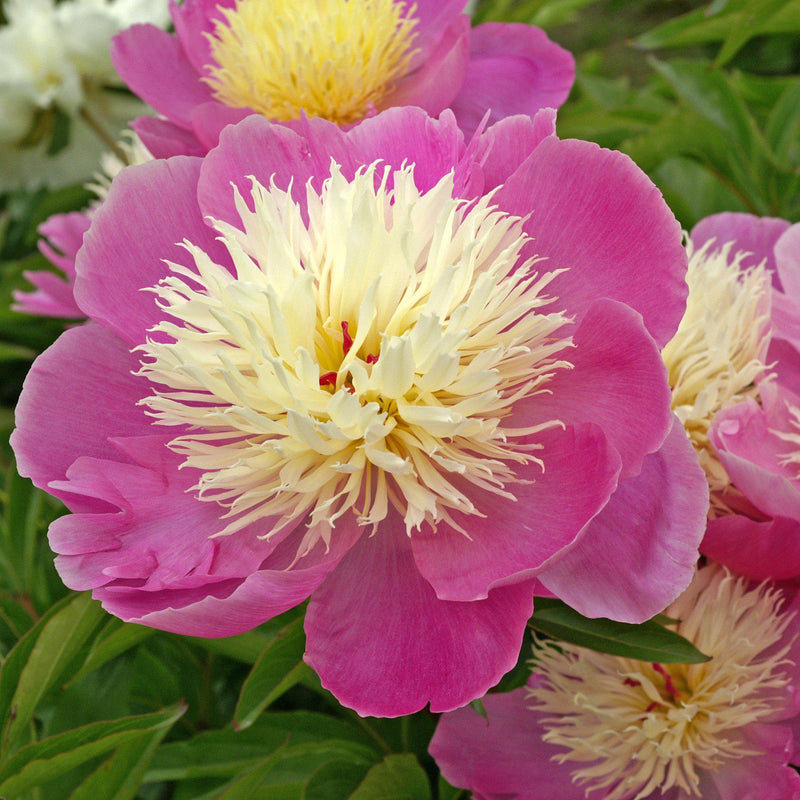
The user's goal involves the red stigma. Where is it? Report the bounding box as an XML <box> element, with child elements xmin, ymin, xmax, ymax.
<box><xmin>651</xmin><ymin>663</ymin><xmax>681</xmax><ymax>701</ymax></box>
<box><xmin>341</xmin><ymin>321</ymin><xmax>354</xmax><ymax>355</ymax></box>
<box><xmin>319</xmin><ymin>371</ymin><xmax>338</xmax><ymax>388</ymax></box>
<box><xmin>623</xmin><ymin>678</ymin><xmax>641</xmax><ymax>688</ymax></box>
<box><xmin>366</xmin><ymin>353</ymin><xmax>379</xmax><ymax>364</ymax></box>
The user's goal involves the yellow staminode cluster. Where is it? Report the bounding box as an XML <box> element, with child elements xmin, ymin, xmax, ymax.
<box><xmin>137</xmin><ymin>164</ymin><xmax>573</xmax><ymax>553</ymax></box>
<box><xmin>662</xmin><ymin>238</ymin><xmax>773</xmax><ymax>497</ymax></box>
<box><xmin>530</xmin><ymin>566</ymin><xmax>795</xmax><ymax>800</ymax></box>
<box><xmin>205</xmin><ymin>0</ymin><xmax>419</xmax><ymax>125</ymax></box>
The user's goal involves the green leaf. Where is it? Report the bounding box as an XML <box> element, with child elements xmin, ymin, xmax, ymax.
<box><xmin>530</xmin><ymin>598</ymin><xmax>710</xmax><ymax>664</ymax></box>
<box><xmin>468</xmin><ymin>699</ymin><xmax>487</xmax><ymax>719</ymax></box>
<box><xmin>0</xmin><ymin>705</ymin><xmax>185</xmax><ymax>797</ymax></box>
<box><xmin>68</xmin><ymin>618</ymin><xmax>154</xmax><ymax>685</ymax></box>
<box><xmin>233</xmin><ymin>616</ymin><xmax>308</xmax><ymax>730</ymax></box>
<box><xmin>437</xmin><ymin>776</ymin><xmax>466</xmax><ymax>800</ymax></box>
<box><xmin>766</xmin><ymin>78</ymin><xmax>800</xmax><ymax>166</ymax></box>
<box><xmin>0</xmin><ymin>593</ymin><xmax>107</xmax><ymax>755</ymax></box>
<box><xmin>713</xmin><ymin>0</ymin><xmax>794</xmax><ymax>66</ymax></box>
<box><xmin>349</xmin><ymin>754</ymin><xmax>431</xmax><ymax>800</ymax></box>
<box><xmin>67</xmin><ymin>722</ymin><xmax>175</xmax><ymax>800</ymax></box>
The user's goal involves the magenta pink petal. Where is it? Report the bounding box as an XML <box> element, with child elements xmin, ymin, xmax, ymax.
<box><xmin>382</xmin><ymin>15</ymin><xmax>470</xmax><ymax>116</ymax></box>
<box><xmin>691</xmin><ymin>212</ymin><xmax>791</xmax><ymax>288</ymax></box>
<box><xmin>537</xmin><ymin>419</ymin><xmax>707</xmax><ymax>623</ymax></box>
<box><xmin>410</xmin><ymin>423</ymin><xmax>621</xmax><ymax>602</ymax></box>
<box><xmin>449</xmin><ymin>23</ymin><xmax>574</xmax><ymax>137</ymax></box>
<box><xmin>494</xmin><ymin>136</ymin><xmax>687</xmax><ymax>348</ymax></box>
<box><xmin>170</xmin><ymin>0</ymin><xmax>236</xmax><ymax>74</ymax></box>
<box><xmin>198</xmin><ymin>115</ymin><xmax>356</xmax><ymax>226</ymax></box>
<box><xmin>132</xmin><ymin>116</ymin><xmax>206</xmax><ymax>158</ymax></box>
<box><xmin>775</xmin><ymin>224</ymin><xmax>800</xmax><ymax>299</ymax></box>
<box><xmin>189</xmin><ymin>102</ymin><xmax>253</xmax><ymax>151</ymax></box>
<box><xmin>304</xmin><ymin>512</ymin><xmax>534</xmax><ymax>716</ymax></box>
<box><xmin>37</xmin><ymin>211</ymin><xmax>90</xmax><ymax>280</ymax></box>
<box><xmin>429</xmin><ymin>680</ymin><xmax>586</xmax><ymax>800</ymax></box>
<box><xmin>11</xmin><ymin>323</ymin><xmax>151</xmax><ymax>505</ymax></box>
<box><xmin>475</xmin><ymin>108</ymin><xmax>556</xmax><ymax>192</ymax></box>
<box><xmin>703</xmin><ymin>515</ymin><xmax>800</xmax><ymax>581</ymax></box>
<box><xmin>710</xmin><ymin>750</ymin><xmax>800</xmax><ymax>800</ymax></box>
<box><xmin>111</xmin><ymin>25</ymin><xmax>214</xmax><ymax>127</ymax></box>
<box><xmin>345</xmin><ymin>106</ymin><xmax>483</xmax><ymax>197</ymax></box>
<box><xmin>13</xmin><ymin>271</ymin><xmax>81</xmax><ymax>318</ymax></box>
<box><xmin>510</xmin><ymin>298</ymin><xmax>673</xmax><ymax>479</ymax></box>
<box><xmin>405</xmin><ymin>0</ymin><xmax>468</xmax><ymax>69</ymax></box>
<box><xmin>75</xmin><ymin>156</ymin><xmax>229</xmax><ymax>346</ymax></box>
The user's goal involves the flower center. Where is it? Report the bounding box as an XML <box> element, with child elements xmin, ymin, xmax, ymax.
<box><xmin>137</xmin><ymin>163</ymin><xmax>572</xmax><ymax>550</ymax></box>
<box><xmin>530</xmin><ymin>566</ymin><xmax>795</xmax><ymax>800</ymax></box>
<box><xmin>204</xmin><ymin>0</ymin><xmax>419</xmax><ymax>125</ymax></box>
<box><xmin>661</xmin><ymin>238</ymin><xmax>772</xmax><ymax>500</ymax></box>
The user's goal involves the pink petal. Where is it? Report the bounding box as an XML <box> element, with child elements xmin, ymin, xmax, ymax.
<box><xmin>691</xmin><ymin>212</ymin><xmax>791</xmax><ymax>288</ymax></box>
<box><xmin>710</xmin><ymin>752</ymin><xmax>800</xmax><ymax>800</ymax></box>
<box><xmin>429</xmin><ymin>681</ymin><xmax>585</xmax><ymax>800</ymax></box>
<box><xmin>775</xmin><ymin>223</ymin><xmax>800</xmax><ymax>299</ymax></box>
<box><xmin>189</xmin><ymin>102</ymin><xmax>252</xmax><ymax>151</ymax></box>
<box><xmin>75</xmin><ymin>156</ymin><xmax>229</xmax><ymax>346</ymax></box>
<box><xmin>132</xmin><ymin>115</ymin><xmax>206</xmax><ymax>158</ymax></box>
<box><xmin>703</xmin><ymin>515</ymin><xmax>800</xmax><ymax>581</ymax></box>
<box><xmin>410</xmin><ymin>423</ymin><xmax>621</xmax><ymax>602</ymax></box>
<box><xmin>38</xmin><ymin>211</ymin><xmax>91</xmax><ymax>280</ymax></box>
<box><xmin>449</xmin><ymin>23</ymin><xmax>574</xmax><ymax>137</ymax></box>
<box><xmin>11</xmin><ymin>323</ymin><xmax>152</xmax><ymax>507</ymax></box>
<box><xmin>111</xmin><ymin>25</ymin><xmax>213</xmax><ymax>127</ymax></box>
<box><xmin>475</xmin><ymin>108</ymin><xmax>556</xmax><ymax>192</ymax></box>
<box><xmin>198</xmin><ymin>115</ymin><xmax>356</xmax><ymax>226</ymax></box>
<box><xmin>304</xmin><ymin>512</ymin><xmax>534</xmax><ymax>716</ymax></box>
<box><xmin>510</xmin><ymin>298</ymin><xmax>673</xmax><ymax>479</ymax></box>
<box><xmin>494</xmin><ymin>136</ymin><xmax>687</xmax><ymax>348</ymax></box>
<box><xmin>13</xmin><ymin>271</ymin><xmax>82</xmax><ymax>318</ymax></box>
<box><xmin>170</xmin><ymin>0</ymin><xmax>236</xmax><ymax>74</ymax></box>
<box><xmin>382</xmin><ymin>16</ymin><xmax>470</xmax><ymax>116</ymax></box>
<box><xmin>405</xmin><ymin>0</ymin><xmax>468</xmax><ymax>70</ymax></box>
<box><xmin>537</xmin><ymin>419</ymin><xmax>707</xmax><ymax>623</ymax></box>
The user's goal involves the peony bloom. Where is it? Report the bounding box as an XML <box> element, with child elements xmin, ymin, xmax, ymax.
<box><xmin>110</xmin><ymin>0</ymin><xmax>575</xmax><ymax>157</ymax></box>
<box><xmin>661</xmin><ymin>212</ymin><xmax>800</xmax><ymax>581</ymax></box>
<box><xmin>12</xmin><ymin>107</ymin><xmax>706</xmax><ymax>716</ymax></box>
<box><xmin>431</xmin><ymin>564</ymin><xmax>800</xmax><ymax>800</ymax></box>
<box><xmin>13</xmin><ymin>133</ymin><xmax>154</xmax><ymax>319</ymax></box>
<box><xmin>0</xmin><ymin>0</ymin><xmax>168</xmax><ymax>189</ymax></box>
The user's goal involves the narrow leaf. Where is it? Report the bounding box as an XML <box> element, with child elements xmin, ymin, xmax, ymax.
<box><xmin>531</xmin><ymin>598</ymin><xmax>710</xmax><ymax>663</ymax></box>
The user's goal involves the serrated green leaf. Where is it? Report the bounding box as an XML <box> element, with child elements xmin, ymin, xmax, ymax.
<box><xmin>349</xmin><ymin>754</ymin><xmax>431</xmax><ymax>800</ymax></box>
<box><xmin>531</xmin><ymin>598</ymin><xmax>710</xmax><ymax>664</ymax></box>
<box><xmin>234</xmin><ymin>616</ymin><xmax>307</xmax><ymax>730</ymax></box>
<box><xmin>0</xmin><ymin>592</ymin><xmax>107</xmax><ymax>755</ymax></box>
<box><xmin>0</xmin><ymin>705</ymin><xmax>185</xmax><ymax>797</ymax></box>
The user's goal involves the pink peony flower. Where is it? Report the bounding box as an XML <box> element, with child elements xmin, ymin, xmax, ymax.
<box><xmin>110</xmin><ymin>0</ymin><xmax>575</xmax><ymax>157</ymax></box>
<box><xmin>431</xmin><ymin>564</ymin><xmax>800</xmax><ymax>800</ymax></box>
<box><xmin>663</xmin><ymin>212</ymin><xmax>800</xmax><ymax>581</ymax></box>
<box><xmin>11</xmin><ymin>107</ymin><xmax>706</xmax><ymax>716</ymax></box>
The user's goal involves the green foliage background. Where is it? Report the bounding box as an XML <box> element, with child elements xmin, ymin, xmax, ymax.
<box><xmin>0</xmin><ymin>0</ymin><xmax>799</xmax><ymax>797</ymax></box>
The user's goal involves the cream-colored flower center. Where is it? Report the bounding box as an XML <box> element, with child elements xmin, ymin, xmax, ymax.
<box><xmin>137</xmin><ymin>164</ymin><xmax>572</xmax><ymax>551</ymax></box>
<box><xmin>530</xmin><ymin>566</ymin><xmax>795</xmax><ymax>800</ymax></box>
<box><xmin>662</xmin><ymin>239</ymin><xmax>772</xmax><ymax>499</ymax></box>
<box><xmin>204</xmin><ymin>0</ymin><xmax>419</xmax><ymax>125</ymax></box>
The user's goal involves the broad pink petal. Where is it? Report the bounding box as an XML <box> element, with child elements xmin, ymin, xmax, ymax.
<box><xmin>11</xmin><ymin>323</ymin><xmax>151</xmax><ymax>506</ymax></box>
<box><xmin>304</xmin><ymin>513</ymin><xmax>534</xmax><ymax>716</ymax></box>
<box><xmin>382</xmin><ymin>16</ymin><xmax>470</xmax><ymax>116</ymax></box>
<box><xmin>198</xmin><ymin>115</ymin><xmax>356</xmax><ymax>226</ymax></box>
<box><xmin>475</xmin><ymin>109</ymin><xmax>556</xmax><ymax>192</ymax></box>
<box><xmin>75</xmin><ymin>156</ymin><xmax>229</xmax><ymax>346</ymax></box>
<box><xmin>711</xmin><ymin>398</ymin><xmax>800</xmax><ymax>521</ymax></box>
<box><xmin>410</xmin><ymin>423</ymin><xmax>621</xmax><ymax>602</ymax></box>
<box><xmin>494</xmin><ymin>136</ymin><xmax>687</xmax><ymax>348</ymax></box>
<box><xmin>711</xmin><ymin>752</ymin><xmax>800</xmax><ymax>800</ymax></box>
<box><xmin>132</xmin><ymin>115</ymin><xmax>206</xmax><ymax>158</ymax></box>
<box><xmin>430</xmin><ymin>682</ymin><xmax>585</xmax><ymax>800</ymax></box>
<box><xmin>170</xmin><ymin>0</ymin><xmax>236</xmax><ymax>74</ymax></box>
<box><xmin>345</xmin><ymin>107</ymin><xmax>483</xmax><ymax>197</ymax></box>
<box><xmin>449</xmin><ymin>23</ymin><xmax>574</xmax><ymax>137</ymax></box>
<box><xmin>538</xmin><ymin>419</ymin><xmax>707</xmax><ymax>622</ymax></box>
<box><xmin>691</xmin><ymin>212</ymin><xmax>791</xmax><ymax>288</ymax></box>
<box><xmin>111</xmin><ymin>25</ymin><xmax>213</xmax><ymax>126</ymax></box>
<box><xmin>511</xmin><ymin>298</ymin><xmax>673</xmax><ymax>479</ymax></box>
<box><xmin>190</xmin><ymin>102</ymin><xmax>252</xmax><ymax>151</ymax></box>
<box><xmin>703</xmin><ymin>515</ymin><xmax>800</xmax><ymax>581</ymax></box>
<box><xmin>405</xmin><ymin>0</ymin><xmax>467</xmax><ymax>70</ymax></box>
<box><xmin>775</xmin><ymin>223</ymin><xmax>800</xmax><ymax>299</ymax></box>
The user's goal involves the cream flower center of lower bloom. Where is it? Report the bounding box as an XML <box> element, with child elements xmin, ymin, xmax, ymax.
<box><xmin>530</xmin><ymin>566</ymin><xmax>795</xmax><ymax>800</ymax></box>
<box><xmin>137</xmin><ymin>164</ymin><xmax>572</xmax><ymax>550</ymax></box>
<box><xmin>661</xmin><ymin>239</ymin><xmax>772</xmax><ymax>499</ymax></box>
<box><xmin>204</xmin><ymin>0</ymin><xmax>419</xmax><ymax>125</ymax></box>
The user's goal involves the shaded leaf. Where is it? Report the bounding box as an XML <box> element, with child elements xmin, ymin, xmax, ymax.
<box><xmin>349</xmin><ymin>754</ymin><xmax>431</xmax><ymax>800</ymax></box>
<box><xmin>531</xmin><ymin>598</ymin><xmax>710</xmax><ymax>663</ymax></box>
